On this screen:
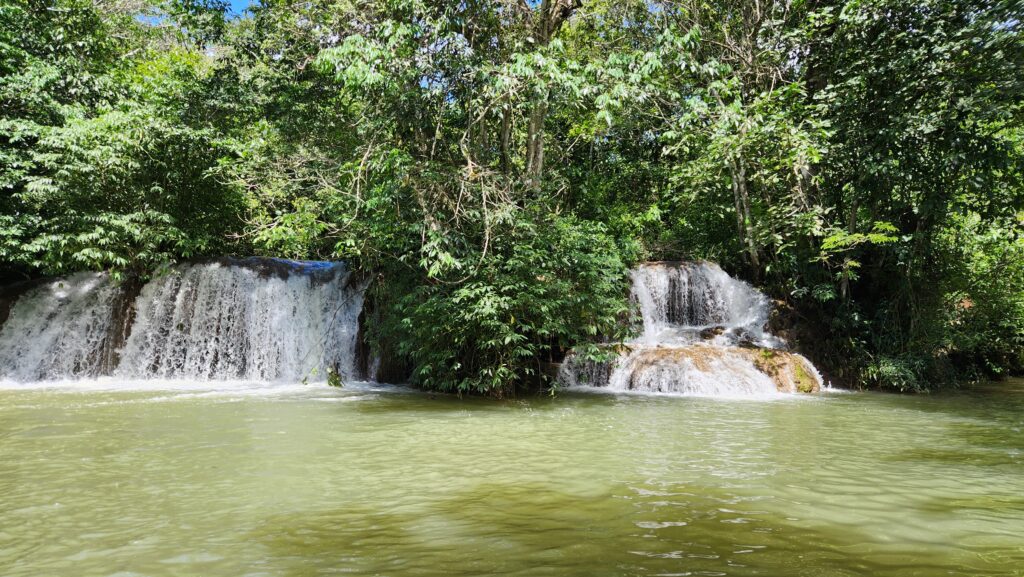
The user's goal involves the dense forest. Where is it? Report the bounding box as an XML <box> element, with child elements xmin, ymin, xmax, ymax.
<box><xmin>1</xmin><ymin>0</ymin><xmax>1021</xmax><ymax>394</ymax></box>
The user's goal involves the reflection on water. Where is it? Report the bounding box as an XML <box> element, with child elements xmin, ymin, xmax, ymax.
<box><xmin>1</xmin><ymin>381</ymin><xmax>1023</xmax><ymax>576</ymax></box>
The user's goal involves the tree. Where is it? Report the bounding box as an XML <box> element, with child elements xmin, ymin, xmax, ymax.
<box><xmin>1</xmin><ymin>0</ymin><xmax>1020</xmax><ymax>392</ymax></box>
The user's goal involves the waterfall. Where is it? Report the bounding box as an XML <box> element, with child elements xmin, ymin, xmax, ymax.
<box><xmin>0</xmin><ymin>273</ymin><xmax>128</xmax><ymax>381</ymax></box>
<box><xmin>561</xmin><ymin>261</ymin><xmax>822</xmax><ymax>396</ymax></box>
<box><xmin>0</xmin><ymin>258</ymin><xmax>366</xmax><ymax>383</ymax></box>
<box><xmin>630</xmin><ymin>262</ymin><xmax>782</xmax><ymax>348</ymax></box>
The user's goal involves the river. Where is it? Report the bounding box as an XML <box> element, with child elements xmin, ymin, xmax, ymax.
<box><xmin>1</xmin><ymin>380</ymin><xmax>1021</xmax><ymax>576</ymax></box>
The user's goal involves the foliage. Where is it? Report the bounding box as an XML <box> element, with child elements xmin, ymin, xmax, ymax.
<box><xmin>1</xmin><ymin>0</ymin><xmax>1021</xmax><ymax>393</ymax></box>
<box><xmin>384</xmin><ymin>211</ymin><xmax>632</xmax><ymax>395</ymax></box>
<box><xmin>0</xmin><ymin>1</ymin><xmax>241</xmax><ymax>275</ymax></box>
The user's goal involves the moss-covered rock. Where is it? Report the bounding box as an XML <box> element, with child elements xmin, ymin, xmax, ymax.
<box><xmin>750</xmin><ymin>348</ymin><xmax>822</xmax><ymax>393</ymax></box>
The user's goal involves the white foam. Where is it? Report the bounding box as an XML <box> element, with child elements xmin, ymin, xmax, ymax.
<box><xmin>0</xmin><ymin>260</ymin><xmax>367</xmax><ymax>385</ymax></box>
<box><xmin>117</xmin><ymin>262</ymin><xmax>364</xmax><ymax>382</ymax></box>
<box><xmin>0</xmin><ymin>273</ymin><xmax>123</xmax><ymax>380</ymax></box>
<box><xmin>562</xmin><ymin>262</ymin><xmax>822</xmax><ymax>398</ymax></box>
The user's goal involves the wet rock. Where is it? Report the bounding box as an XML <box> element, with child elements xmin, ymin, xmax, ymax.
<box><xmin>185</xmin><ymin>256</ymin><xmax>350</xmax><ymax>283</ymax></box>
<box><xmin>98</xmin><ymin>275</ymin><xmax>144</xmax><ymax>374</ymax></box>
<box><xmin>0</xmin><ymin>278</ymin><xmax>47</xmax><ymax>331</ymax></box>
<box><xmin>750</xmin><ymin>349</ymin><xmax>822</xmax><ymax>393</ymax></box>
<box><xmin>732</xmin><ymin>329</ymin><xmax>760</xmax><ymax>349</ymax></box>
<box><xmin>699</xmin><ymin>326</ymin><xmax>726</xmax><ymax>340</ymax></box>
<box><xmin>560</xmin><ymin>344</ymin><xmax>822</xmax><ymax>394</ymax></box>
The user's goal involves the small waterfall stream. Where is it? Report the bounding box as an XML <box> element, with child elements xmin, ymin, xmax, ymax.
<box><xmin>0</xmin><ymin>273</ymin><xmax>127</xmax><ymax>381</ymax></box>
<box><xmin>630</xmin><ymin>262</ymin><xmax>782</xmax><ymax>348</ymax></box>
<box><xmin>0</xmin><ymin>259</ymin><xmax>366</xmax><ymax>383</ymax></box>
<box><xmin>561</xmin><ymin>261</ymin><xmax>822</xmax><ymax>396</ymax></box>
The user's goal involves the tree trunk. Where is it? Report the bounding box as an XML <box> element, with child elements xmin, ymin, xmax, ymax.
<box><xmin>522</xmin><ymin>0</ymin><xmax>581</xmax><ymax>188</ymax></box>
<box><xmin>525</xmin><ymin>100</ymin><xmax>547</xmax><ymax>184</ymax></box>
<box><xmin>840</xmin><ymin>196</ymin><xmax>857</xmax><ymax>300</ymax></box>
<box><xmin>731</xmin><ymin>165</ymin><xmax>748</xmax><ymax>265</ymax></box>
<box><xmin>731</xmin><ymin>157</ymin><xmax>760</xmax><ymax>273</ymax></box>
<box><xmin>500</xmin><ymin>105</ymin><xmax>512</xmax><ymax>174</ymax></box>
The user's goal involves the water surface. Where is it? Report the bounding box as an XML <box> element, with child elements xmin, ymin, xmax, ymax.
<box><xmin>1</xmin><ymin>380</ymin><xmax>1022</xmax><ymax>576</ymax></box>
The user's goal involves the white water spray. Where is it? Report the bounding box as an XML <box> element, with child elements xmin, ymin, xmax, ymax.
<box><xmin>117</xmin><ymin>261</ymin><xmax>364</xmax><ymax>381</ymax></box>
<box><xmin>0</xmin><ymin>259</ymin><xmax>366</xmax><ymax>384</ymax></box>
<box><xmin>630</xmin><ymin>262</ymin><xmax>782</xmax><ymax>348</ymax></box>
<box><xmin>0</xmin><ymin>273</ymin><xmax>126</xmax><ymax>381</ymax></box>
<box><xmin>562</xmin><ymin>262</ymin><xmax>821</xmax><ymax>396</ymax></box>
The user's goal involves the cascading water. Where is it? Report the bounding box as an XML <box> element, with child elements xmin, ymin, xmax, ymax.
<box><xmin>0</xmin><ymin>273</ymin><xmax>128</xmax><ymax>381</ymax></box>
<box><xmin>0</xmin><ymin>258</ymin><xmax>366</xmax><ymax>384</ymax></box>
<box><xmin>118</xmin><ymin>260</ymin><xmax>364</xmax><ymax>381</ymax></box>
<box><xmin>630</xmin><ymin>262</ymin><xmax>782</xmax><ymax>349</ymax></box>
<box><xmin>561</xmin><ymin>261</ymin><xmax>822</xmax><ymax>396</ymax></box>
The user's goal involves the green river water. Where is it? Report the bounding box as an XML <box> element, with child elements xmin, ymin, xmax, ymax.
<box><xmin>1</xmin><ymin>380</ymin><xmax>1022</xmax><ymax>577</ymax></box>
